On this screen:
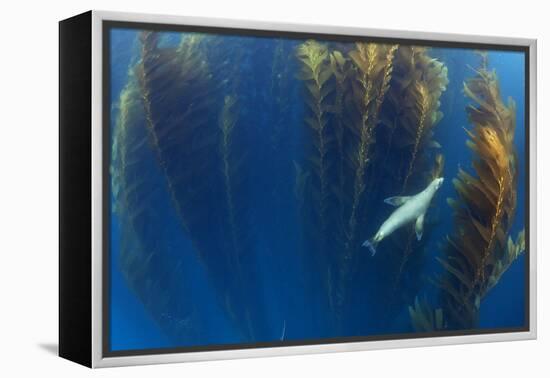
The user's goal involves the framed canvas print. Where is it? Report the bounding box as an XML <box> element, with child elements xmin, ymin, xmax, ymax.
<box><xmin>59</xmin><ymin>10</ymin><xmax>537</xmax><ymax>368</ymax></box>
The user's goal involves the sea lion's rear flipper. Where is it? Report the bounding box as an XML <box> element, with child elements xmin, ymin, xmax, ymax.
<box><xmin>384</xmin><ymin>196</ymin><xmax>412</xmax><ymax>207</ymax></box>
<box><xmin>415</xmin><ymin>213</ymin><xmax>425</xmax><ymax>241</ymax></box>
<box><xmin>361</xmin><ymin>239</ymin><xmax>377</xmax><ymax>256</ymax></box>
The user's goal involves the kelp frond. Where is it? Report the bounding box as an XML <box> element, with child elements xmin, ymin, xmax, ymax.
<box><xmin>384</xmin><ymin>46</ymin><xmax>448</xmax><ymax>192</ymax></box>
<box><xmin>408</xmin><ymin>296</ymin><xmax>446</xmax><ymax>332</ymax></box>
<box><xmin>430</xmin><ymin>153</ymin><xmax>445</xmax><ymax>182</ymax></box>
<box><xmin>111</xmin><ymin>73</ymin><xmax>149</xmax><ymax>241</ymax></box>
<box><xmin>345</xmin><ymin>42</ymin><xmax>397</xmax><ymax>250</ymax></box>
<box><xmin>136</xmin><ymin>31</ymin><xmax>216</xmax><ymax>241</ymax></box>
<box><xmin>296</xmin><ymin>40</ymin><xmax>335</xmax><ymax>233</ymax></box>
<box><xmin>383</xmin><ymin>50</ymin><xmax>448</xmax><ymax>296</ymax></box>
<box><xmin>485</xmin><ymin>229</ymin><xmax>525</xmax><ymax>295</ymax></box>
<box><xmin>437</xmin><ymin>56</ymin><xmax>518</xmax><ymax>328</ymax></box>
<box><xmin>401</xmin><ymin>81</ymin><xmax>431</xmax><ymax>189</ymax></box>
<box><xmin>111</xmin><ymin>72</ymin><xmax>143</xmax><ymax>209</ymax></box>
<box><xmin>296</xmin><ymin>40</ymin><xmax>343</xmax><ymax>317</ymax></box>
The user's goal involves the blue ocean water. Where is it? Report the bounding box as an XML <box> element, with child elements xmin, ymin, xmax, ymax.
<box><xmin>109</xmin><ymin>28</ymin><xmax>527</xmax><ymax>351</ymax></box>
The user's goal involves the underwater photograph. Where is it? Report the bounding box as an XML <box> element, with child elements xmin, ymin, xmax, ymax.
<box><xmin>107</xmin><ymin>24</ymin><xmax>528</xmax><ymax>353</ymax></box>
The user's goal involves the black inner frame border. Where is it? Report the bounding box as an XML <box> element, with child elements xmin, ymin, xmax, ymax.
<box><xmin>102</xmin><ymin>19</ymin><xmax>531</xmax><ymax>358</ymax></box>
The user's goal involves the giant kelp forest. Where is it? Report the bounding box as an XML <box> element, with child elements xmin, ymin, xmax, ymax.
<box><xmin>110</xmin><ymin>30</ymin><xmax>526</xmax><ymax>347</ymax></box>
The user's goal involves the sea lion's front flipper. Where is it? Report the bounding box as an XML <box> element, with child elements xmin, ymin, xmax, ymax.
<box><xmin>384</xmin><ymin>196</ymin><xmax>412</xmax><ymax>207</ymax></box>
<box><xmin>415</xmin><ymin>213</ymin><xmax>425</xmax><ymax>241</ymax></box>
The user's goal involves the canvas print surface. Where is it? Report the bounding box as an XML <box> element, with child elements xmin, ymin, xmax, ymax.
<box><xmin>107</xmin><ymin>24</ymin><xmax>527</xmax><ymax>353</ymax></box>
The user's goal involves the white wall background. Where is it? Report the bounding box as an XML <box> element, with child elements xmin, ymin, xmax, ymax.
<box><xmin>0</xmin><ymin>0</ymin><xmax>546</xmax><ymax>376</ymax></box>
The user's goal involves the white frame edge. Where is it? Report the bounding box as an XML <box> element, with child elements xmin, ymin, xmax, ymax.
<box><xmin>91</xmin><ymin>10</ymin><xmax>104</xmax><ymax>369</ymax></box>
<box><xmin>90</xmin><ymin>10</ymin><xmax>537</xmax><ymax>368</ymax></box>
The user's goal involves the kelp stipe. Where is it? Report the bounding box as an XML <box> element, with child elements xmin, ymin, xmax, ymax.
<box><xmin>329</xmin><ymin>50</ymin><xmax>352</xmax><ymax>227</ymax></box>
<box><xmin>296</xmin><ymin>40</ymin><xmax>335</xmax><ymax>237</ymax></box>
<box><xmin>296</xmin><ymin>40</ymin><xmax>351</xmax><ymax>328</ymax></box>
<box><xmin>111</xmin><ymin>72</ymin><xmax>206</xmax><ymax>343</ymax></box>
<box><xmin>219</xmin><ymin>94</ymin><xmax>241</xmax><ymax>266</ymax></box>
<box><xmin>390</xmin><ymin>153</ymin><xmax>445</xmax><ymax>294</ymax></box>
<box><xmin>393</xmin><ymin>153</ymin><xmax>445</xmax><ymax>284</ymax></box>
<box><xmin>216</xmin><ymin>93</ymin><xmax>262</xmax><ymax>339</ymax></box>
<box><xmin>344</xmin><ymin>43</ymin><xmax>397</xmax><ymax>255</ymax></box>
<box><xmin>436</xmin><ymin>55</ymin><xmax>519</xmax><ymax>329</ymax></box>
<box><xmin>329</xmin><ymin>43</ymin><xmax>397</xmax><ymax>317</ymax></box>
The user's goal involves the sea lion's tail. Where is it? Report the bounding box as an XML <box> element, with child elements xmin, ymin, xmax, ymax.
<box><xmin>361</xmin><ymin>239</ymin><xmax>377</xmax><ymax>256</ymax></box>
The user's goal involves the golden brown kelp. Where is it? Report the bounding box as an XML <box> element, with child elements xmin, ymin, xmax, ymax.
<box><xmin>111</xmin><ymin>72</ymin><xmax>204</xmax><ymax>343</ymax></box>
<box><xmin>343</xmin><ymin>43</ymin><xmax>397</xmax><ymax>268</ymax></box>
<box><xmin>383</xmin><ymin>46</ymin><xmax>448</xmax><ymax>192</ymax></box>
<box><xmin>409</xmin><ymin>230</ymin><xmax>523</xmax><ymax>332</ymax></box>
<box><xmin>300</xmin><ymin>42</ymin><xmax>396</xmax><ymax>327</ymax></box>
<box><xmin>485</xmin><ymin>229</ymin><xmax>525</xmax><ymax>294</ymax></box>
<box><xmin>366</xmin><ymin>48</ymin><xmax>447</xmax><ymax>326</ymax></box>
<box><xmin>296</xmin><ymin>40</ymin><xmax>341</xmax><ymax>318</ymax></box>
<box><xmin>430</xmin><ymin>153</ymin><xmax>445</xmax><ymax>182</ymax></box>
<box><xmin>296</xmin><ymin>40</ymin><xmax>335</xmax><ymax>235</ymax></box>
<box><xmin>436</xmin><ymin>56</ymin><xmax>518</xmax><ymax>329</ymax></box>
